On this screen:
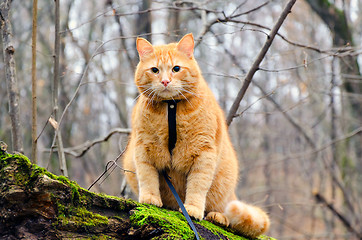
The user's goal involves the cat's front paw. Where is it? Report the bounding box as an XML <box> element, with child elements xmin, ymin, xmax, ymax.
<box><xmin>139</xmin><ymin>193</ymin><xmax>163</xmax><ymax>207</ymax></box>
<box><xmin>182</xmin><ymin>204</ymin><xmax>204</xmax><ymax>220</ymax></box>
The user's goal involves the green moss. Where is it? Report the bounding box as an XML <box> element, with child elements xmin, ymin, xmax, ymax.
<box><xmin>130</xmin><ymin>204</ymin><xmax>275</xmax><ymax>240</ymax></box>
<box><xmin>200</xmin><ymin>220</ymin><xmax>277</xmax><ymax>240</ymax></box>
<box><xmin>56</xmin><ymin>202</ymin><xmax>108</xmax><ymax>230</ymax></box>
<box><xmin>258</xmin><ymin>236</ymin><xmax>278</xmax><ymax>240</ymax></box>
<box><xmin>130</xmin><ymin>204</ymin><xmax>274</xmax><ymax>240</ymax></box>
<box><xmin>1</xmin><ymin>153</ymin><xmax>34</xmax><ymax>187</ymax></box>
<box><xmin>130</xmin><ymin>204</ymin><xmax>196</xmax><ymax>239</ymax></box>
<box><xmin>0</xmin><ymin>151</ymin><xmax>108</xmax><ymax>232</ymax></box>
<box><xmin>0</xmin><ymin>151</ymin><xmax>86</xmax><ymax>207</ymax></box>
<box><xmin>198</xmin><ymin>220</ymin><xmax>246</xmax><ymax>240</ymax></box>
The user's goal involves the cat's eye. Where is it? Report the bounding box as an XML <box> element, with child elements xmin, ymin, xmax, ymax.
<box><xmin>151</xmin><ymin>67</ymin><xmax>159</xmax><ymax>74</ymax></box>
<box><xmin>172</xmin><ymin>66</ymin><xmax>181</xmax><ymax>73</ymax></box>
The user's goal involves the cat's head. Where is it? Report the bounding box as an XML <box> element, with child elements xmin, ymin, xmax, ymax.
<box><xmin>135</xmin><ymin>33</ymin><xmax>201</xmax><ymax>101</ymax></box>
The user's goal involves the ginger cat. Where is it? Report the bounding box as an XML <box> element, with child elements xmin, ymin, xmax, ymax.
<box><xmin>122</xmin><ymin>33</ymin><xmax>270</xmax><ymax>238</ymax></box>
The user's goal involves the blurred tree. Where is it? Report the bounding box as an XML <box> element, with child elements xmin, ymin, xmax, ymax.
<box><xmin>0</xmin><ymin>0</ymin><xmax>23</xmax><ymax>153</ymax></box>
<box><xmin>305</xmin><ymin>0</ymin><xmax>361</xmax><ymax>125</ymax></box>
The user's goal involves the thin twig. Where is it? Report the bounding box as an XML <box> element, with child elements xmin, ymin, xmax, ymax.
<box><xmin>35</xmin><ymin>112</ymin><xmax>53</xmax><ymax>142</ymax></box>
<box><xmin>88</xmin><ymin>146</ymin><xmax>132</xmax><ymax>190</ymax></box>
<box><xmin>234</xmin><ymin>87</ymin><xmax>277</xmax><ymax>118</ymax></box>
<box><xmin>229</xmin><ymin>1</ymin><xmax>270</xmax><ymax>19</ymax></box>
<box><xmin>31</xmin><ymin>0</ymin><xmax>38</xmax><ymax>163</ymax></box>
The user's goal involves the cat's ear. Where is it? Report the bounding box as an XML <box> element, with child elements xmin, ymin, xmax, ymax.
<box><xmin>177</xmin><ymin>33</ymin><xmax>194</xmax><ymax>58</ymax></box>
<box><xmin>136</xmin><ymin>37</ymin><xmax>154</xmax><ymax>60</ymax></box>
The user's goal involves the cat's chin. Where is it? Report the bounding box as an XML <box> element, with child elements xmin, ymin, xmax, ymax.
<box><xmin>142</xmin><ymin>93</ymin><xmax>180</xmax><ymax>102</ymax></box>
<box><xmin>155</xmin><ymin>89</ymin><xmax>180</xmax><ymax>100</ymax></box>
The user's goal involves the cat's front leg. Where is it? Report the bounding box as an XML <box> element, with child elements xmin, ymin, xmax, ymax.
<box><xmin>134</xmin><ymin>148</ymin><xmax>163</xmax><ymax>207</ymax></box>
<box><xmin>184</xmin><ymin>151</ymin><xmax>217</xmax><ymax>220</ymax></box>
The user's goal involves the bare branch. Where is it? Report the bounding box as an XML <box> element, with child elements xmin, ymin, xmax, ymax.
<box><xmin>62</xmin><ymin>3</ymin><xmax>222</xmax><ymax>35</ymax></box>
<box><xmin>313</xmin><ymin>192</ymin><xmax>362</xmax><ymax>239</ymax></box>
<box><xmin>228</xmin><ymin>1</ymin><xmax>271</xmax><ymax>19</ymax></box>
<box><xmin>196</xmin><ymin>13</ymin><xmax>361</xmax><ymax>58</ymax></box>
<box><xmin>88</xmin><ymin>146</ymin><xmax>130</xmax><ymax>190</ymax></box>
<box><xmin>63</xmin><ymin>128</ymin><xmax>131</xmax><ymax>158</ymax></box>
<box><xmin>226</xmin><ymin>0</ymin><xmax>297</xmax><ymax>126</ymax></box>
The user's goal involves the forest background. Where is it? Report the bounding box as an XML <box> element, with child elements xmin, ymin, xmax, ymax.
<box><xmin>0</xmin><ymin>0</ymin><xmax>361</xmax><ymax>239</ymax></box>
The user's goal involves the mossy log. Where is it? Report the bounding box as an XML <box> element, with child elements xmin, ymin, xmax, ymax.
<box><xmin>0</xmin><ymin>144</ymin><xmax>276</xmax><ymax>240</ymax></box>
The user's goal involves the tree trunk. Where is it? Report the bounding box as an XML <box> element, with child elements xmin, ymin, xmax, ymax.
<box><xmin>31</xmin><ymin>0</ymin><xmax>38</xmax><ymax>164</ymax></box>
<box><xmin>136</xmin><ymin>0</ymin><xmax>152</xmax><ymax>41</ymax></box>
<box><xmin>0</xmin><ymin>0</ymin><xmax>23</xmax><ymax>153</ymax></box>
<box><xmin>305</xmin><ymin>0</ymin><xmax>362</xmax><ymax>124</ymax></box>
<box><xmin>168</xmin><ymin>0</ymin><xmax>181</xmax><ymax>41</ymax></box>
<box><xmin>52</xmin><ymin>0</ymin><xmax>68</xmax><ymax>177</ymax></box>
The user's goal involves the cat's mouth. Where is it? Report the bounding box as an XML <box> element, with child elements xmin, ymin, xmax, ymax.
<box><xmin>153</xmin><ymin>85</ymin><xmax>180</xmax><ymax>99</ymax></box>
<box><xmin>158</xmin><ymin>88</ymin><xmax>176</xmax><ymax>97</ymax></box>
<box><xmin>161</xmin><ymin>87</ymin><xmax>172</xmax><ymax>93</ymax></box>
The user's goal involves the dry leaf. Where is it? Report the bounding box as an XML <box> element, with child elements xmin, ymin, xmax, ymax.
<box><xmin>49</xmin><ymin>117</ymin><xmax>58</xmax><ymax>130</ymax></box>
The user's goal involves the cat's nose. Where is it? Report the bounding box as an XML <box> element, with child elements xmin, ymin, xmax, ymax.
<box><xmin>161</xmin><ymin>79</ymin><xmax>170</xmax><ymax>87</ymax></box>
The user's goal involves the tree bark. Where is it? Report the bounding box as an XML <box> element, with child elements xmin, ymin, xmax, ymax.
<box><xmin>0</xmin><ymin>0</ymin><xmax>23</xmax><ymax>153</ymax></box>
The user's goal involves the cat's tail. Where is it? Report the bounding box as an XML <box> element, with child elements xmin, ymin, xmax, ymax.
<box><xmin>224</xmin><ymin>200</ymin><xmax>270</xmax><ymax>239</ymax></box>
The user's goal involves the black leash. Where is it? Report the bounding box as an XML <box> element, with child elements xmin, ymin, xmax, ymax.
<box><xmin>163</xmin><ymin>100</ymin><xmax>200</xmax><ymax>240</ymax></box>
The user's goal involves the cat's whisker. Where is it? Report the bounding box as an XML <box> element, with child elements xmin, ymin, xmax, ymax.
<box><xmin>177</xmin><ymin>90</ymin><xmax>193</xmax><ymax>107</ymax></box>
<box><xmin>146</xmin><ymin>90</ymin><xmax>158</xmax><ymax>110</ymax></box>
<box><xmin>183</xmin><ymin>87</ymin><xmax>210</xmax><ymax>98</ymax></box>
<box><xmin>143</xmin><ymin>87</ymin><xmax>154</xmax><ymax>96</ymax></box>
<box><xmin>144</xmin><ymin>88</ymin><xmax>156</xmax><ymax>98</ymax></box>
<box><xmin>180</xmin><ymin>88</ymin><xmax>200</xmax><ymax>98</ymax></box>
<box><xmin>136</xmin><ymin>87</ymin><xmax>153</xmax><ymax>98</ymax></box>
<box><xmin>170</xmin><ymin>95</ymin><xmax>176</xmax><ymax>102</ymax></box>
<box><xmin>133</xmin><ymin>86</ymin><xmax>155</xmax><ymax>103</ymax></box>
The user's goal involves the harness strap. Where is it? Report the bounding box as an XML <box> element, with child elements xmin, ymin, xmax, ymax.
<box><xmin>163</xmin><ymin>100</ymin><xmax>200</xmax><ymax>240</ymax></box>
<box><xmin>164</xmin><ymin>100</ymin><xmax>179</xmax><ymax>154</ymax></box>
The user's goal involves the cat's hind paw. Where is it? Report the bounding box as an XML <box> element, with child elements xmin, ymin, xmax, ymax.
<box><xmin>139</xmin><ymin>193</ymin><xmax>163</xmax><ymax>207</ymax></box>
<box><xmin>225</xmin><ymin>201</ymin><xmax>270</xmax><ymax>239</ymax></box>
<box><xmin>182</xmin><ymin>204</ymin><xmax>204</xmax><ymax>221</ymax></box>
<box><xmin>206</xmin><ymin>212</ymin><xmax>229</xmax><ymax>227</ymax></box>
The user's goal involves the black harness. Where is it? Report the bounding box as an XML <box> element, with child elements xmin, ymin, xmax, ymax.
<box><xmin>162</xmin><ymin>100</ymin><xmax>200</xmax><ymax>240</ymax></box>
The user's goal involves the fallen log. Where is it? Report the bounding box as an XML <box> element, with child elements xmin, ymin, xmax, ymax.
<box><xmin>0</xmin><ymin>143</ymin><xmax>276</xmax><ymax>240</ymax></box>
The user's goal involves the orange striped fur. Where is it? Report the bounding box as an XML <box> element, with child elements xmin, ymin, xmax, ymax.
<box><xmin>122</xmin><ymin>33</ymin><xmax>270</xmax><ymax>238</ymax></box>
